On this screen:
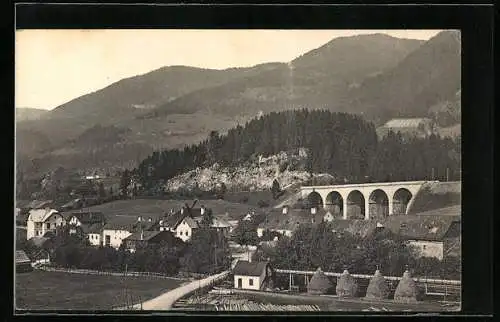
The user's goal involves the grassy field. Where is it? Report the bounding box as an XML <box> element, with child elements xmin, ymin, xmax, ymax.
<box><xmin>79</xmin><ymin>198</ymin><xmax>261</xmax><ymax>222</ymax></box>
<box><xmin>15</xmin><ymin>270</ymin><xmax>186</xmax><ymax>310</ymax></box>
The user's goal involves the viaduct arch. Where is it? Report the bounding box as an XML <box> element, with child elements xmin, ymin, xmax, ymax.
<box><xmin>300</xmin><ymin>181</ymin><xmax>431</xmax><ymax>220</ymax></box>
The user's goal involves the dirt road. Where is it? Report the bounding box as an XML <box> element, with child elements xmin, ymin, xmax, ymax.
<box><xmin>129</xmin><ymin>270</ymin><xmax>230</xmax><ymax>310</ymax></box>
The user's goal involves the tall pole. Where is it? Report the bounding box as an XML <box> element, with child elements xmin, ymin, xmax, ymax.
<box><xmin>446</xmin><ymin>168</ymin><xmax>450</xmax><ymax>182</ymax></box>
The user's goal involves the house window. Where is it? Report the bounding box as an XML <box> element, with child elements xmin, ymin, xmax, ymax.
<box><xmin>423</xmin><ymin>245</ymin><xmax>427</xmax><ymax>250</ymax></box>
<box><xmin>249</xmin><ymin>278</ymin><xmax>254</xmax><ymax>286</ymax></box>
<box><xmin>186</xmin><ymin>231</ymin><xmax>189</xmax><ymax>236</ymax></box>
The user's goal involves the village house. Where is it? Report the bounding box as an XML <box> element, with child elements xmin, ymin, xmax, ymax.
<box><xmin>208</xmin><ymin>217</ymin><xmax>232</xmax><ymax>238</ymax></box>
<box><xmin>175</xmin><ymin>216</ymin><xmax>199</xmax><ymax>242</ymax></box>
<box><xmin>68</xmin><ymin>211</ymin><xmax>106</xmax><ymax>229</ymax></box>
<box><xmin>157</xmin><ymin>204</ymin><xmax>235</xmax><ymax>242</ymax></box>
<box><xmin>123</xmin><ymin>230</ymin><xmax>180</xmax><ymax>253</ymax></box>
<box><xmin>102</xmin><ymin>223</ymin><xmax>133</xmax><ymax>249</ymax></box>
<box><xmin>257</xmin><ymin>205</ymin><xmax>326</xmax><ymax>238</ymax></box>
<box><xmin>160</xmin><ymin>205</ymin><xmax>230</xmax><ymax>242</ymax></box>
<box><xmin>83</xmin><ymin>224</ymin><xmax>105</xmax><ymax>246</ymax></box>
<box><xmin>378</xmin><ymin>213</ymin><xmax>461</xmax><ymax>260</ymax></box>
<box><xmin>101</xmin><ymin>215</ymin><xmax>159</xmax><ymax>249</ymax></box>
<box><xmin>67</xmin><ymin>212</ymin><xmax>107</xmax><ymax>245</ymax></box>
<box><xmin>233</xmin><ymin>260</ymin><xmax>274</xmax><ymax>290</ymax></box>
<box><xmin>16</xmin><ymin>250</ymin><xmax>33</xmax><ymax>273</ymax></box>
<box><xmin>377</xmin><ymin>118</ymin><xmax>436</xmax><ymax>140</ymax></box>
<box><xmin>26</xmin><ymin>208</ymin><xmax>65</xmax><ymax>240</ymax></box>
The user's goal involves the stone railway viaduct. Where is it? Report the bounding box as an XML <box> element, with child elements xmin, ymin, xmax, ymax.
<box><xmin>300</xmin><ymin>181</ymin><xmax>437</xmax><ymax>220</ymax></box>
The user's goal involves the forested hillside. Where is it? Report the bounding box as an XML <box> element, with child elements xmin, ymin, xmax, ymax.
<box><xmin>134</xmin><ymin>110</ymin><xmax>461</xmax><ymax>192</ymax></box>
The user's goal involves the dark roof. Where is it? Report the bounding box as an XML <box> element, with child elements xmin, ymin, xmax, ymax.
<box><xmin>257</xmin><ymin>208</ymin><xmax>326</xmax><ymax>232</ymax></box>
<box><xmin>124</xmin><ymin>231</ymin><xmax>162</xmax><ymax>242</ymax></box>
<box><xmin>81</xmin><ymin>223</ymin><xmax>105</xmax><ymax>234</ymax></box>
<box><xmin>177</xmin><ymin>216</ymin><xmax>198</xmax><ymax>229</ymax></box>
<box><xmin>328</xmin><ymin>220</ymin><xmax>378</xmax><ymax>238</ymax></box>
<box><xmin>162</xmin><ymin>211</ymin><xmax>187</xmax><ymax>229</ymax></box>
<box><xmin>233</xmin><ymin>260</ymin><xmax>270</xmax><ymax>277</ymax></box>
<box><xmin>381</xmin><ymin>214</ymin><xmax>460</xmax><ymax>241</ymax></box>
<box><xmin>103</xmin><ymin>215</ymin><xmax>156</xmax><ymax>232</ymax></box>
<box><xmin>161</xmin><ymin>207</ymin><xmax>203</xmax><ymax>229</ymax></box>
<box><xmin>16</xmin><ymin>250</ymin><xmax>31</xmax><ymax>264</ymax></box>
<box><xmin>71</xmin><ymin>212</ymin><xmax>106</xmax><ymax>224</ymax></box>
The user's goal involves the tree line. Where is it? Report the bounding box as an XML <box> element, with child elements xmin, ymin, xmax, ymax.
<box><xmin>19</xmin><ymin>224</ymin><xmax>231</xmax><ymax>276</ymax></box>
<box><xmin>252</xmin><ymin>223</ymin><xmax>460</xmax><ymax>280</ymax></box>
<box><xmin>133</xmin><ymin>109</ymin><xmax>461</xmax><ymax>192</ymax></box>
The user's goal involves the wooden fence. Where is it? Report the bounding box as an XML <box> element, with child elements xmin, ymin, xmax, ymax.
<box><xmin>275</xmin><ymin>268</ymin><xmax>461</xmax><ymax>302</ymax></box>
<box><xmin>36</xmin><ymin>266</ymin><xmax>189</xmax><ymax>280</ymax></box>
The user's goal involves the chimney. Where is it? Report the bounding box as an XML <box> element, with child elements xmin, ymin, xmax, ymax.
<box><xmin>201</xmin><ymin>205</ymin><xmax>205</xmax><ymax>215</ymax></box>
<box><xmin>282</xmin><ymin>205</ymin><xmax>288</xmax><ymax>215</ymax></box>
<box><xmin>181</xmin><ymin>208</ymin><xmax>184</xmax><ymax>215</ymax></box>
<box><xmin>311</xmin><ymin>207</ymin><xmax>317</xmax><ymax>215</ymax></box>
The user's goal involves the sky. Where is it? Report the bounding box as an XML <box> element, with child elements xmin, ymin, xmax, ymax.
<box><xmin>15</xmin><ymin>29</ymin><xmax>442</xmax><ymax>110</ymax></box>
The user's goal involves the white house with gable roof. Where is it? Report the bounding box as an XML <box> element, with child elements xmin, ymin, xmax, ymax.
<box><xmin>27</xmin><ymin>208</ymin><xmax>65</xmax><ymax>240</ymax></box>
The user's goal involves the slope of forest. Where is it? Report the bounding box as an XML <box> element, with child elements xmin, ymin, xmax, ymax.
<box><xmin>134</xmin><ymin>110</ymin><xmax>461</xmax><ymax>194</ymax></box>
<box><xmin>16</xmin><ymin>34</ymin><xmax>424</xmax><ymax>175</ymax></box>
<box><xmin>16</xmin><ymin>32</ymin><xmax>461</xmax><ymax>177</ymax></box>
<box><xmin>150</xmin><ymin>34</ymin><xmax>423</xmax><ymax>118</ymax></box>
<box><xmin>345</xmin><ymin>30</ymin><xmax>461</xmax><ymax>123</ymax></box>
<box><xmin>16</xmin><ymin>65</ymin><xmax>271</xmax><ymax>149</ymax></box>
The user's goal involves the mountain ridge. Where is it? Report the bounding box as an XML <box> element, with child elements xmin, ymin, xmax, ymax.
<box><xmin>16</xmin><ymin>32</ymin><xmax>460</xmax><ymax>176</ymax></box>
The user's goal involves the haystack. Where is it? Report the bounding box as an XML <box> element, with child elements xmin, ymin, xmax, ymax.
<box><xmin>336</xmin><ymin>270</ymin><xmax>358</xmax><ymax>297</ymax></box>
<box><xmin>365</xmin><ymin>270</ymin><xmax>389</xmax><ymax>300</ymax></box>
<box><xmin>307</xmin><ymin>267</ymin><xmax>332</xmax><ymax>295</ymax></box>
<box><xmin>394</xmin><ymin>270</ymin><xmax>418</xmax><ymax>303</ymax></box>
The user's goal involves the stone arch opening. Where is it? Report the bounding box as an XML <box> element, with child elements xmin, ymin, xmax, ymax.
<box><xmin>346</xmin><ymin>190</ymin><xmax>365</xmax><ymax>220</ymax></box>
<box><xmin>393</xmin><ymin>188</ymin><xmax>413</xmax><ymax>215</ymax></box>
<box><xmin>307</xmin><ymin>191</ymin><xmax>323</xmax><ymax>209</ymax></box>
<box><xmin>325</xmin><ymin>191</ymin><xmax>343</xmax><ymax>218</ymax></box>
<box><xmin>369</xmin><ymin>189</ymin><xmax>389</xmax><ymax>220</ymax></box>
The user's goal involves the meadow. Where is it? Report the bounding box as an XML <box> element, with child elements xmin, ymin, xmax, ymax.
<box><xmin>15</xmin><ymin>270</ymin><xmax>186</xmax><ymax>310</ymax></box>
<box><xmin>78</xmin><ymin>198</ymin><xmax>262</xmax><ymax>223</ymax></box>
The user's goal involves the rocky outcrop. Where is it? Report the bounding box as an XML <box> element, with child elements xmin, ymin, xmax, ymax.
<box><xmin>163</xmin><ymin>150</ymin><xmax>335</xmax><ymax>193</ymax></box>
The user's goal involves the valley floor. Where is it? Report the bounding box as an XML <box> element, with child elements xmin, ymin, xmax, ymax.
<box><xmin>15</xmin><ymin>270</ymin><xmax>186</xmax><ymax>310</ymax></box>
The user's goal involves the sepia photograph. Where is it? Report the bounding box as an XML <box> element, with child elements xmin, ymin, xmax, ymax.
<box><xmin>15</xmin><ymin>28</ymin><xmax>462</xmax><ymax>313</ymax></box>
